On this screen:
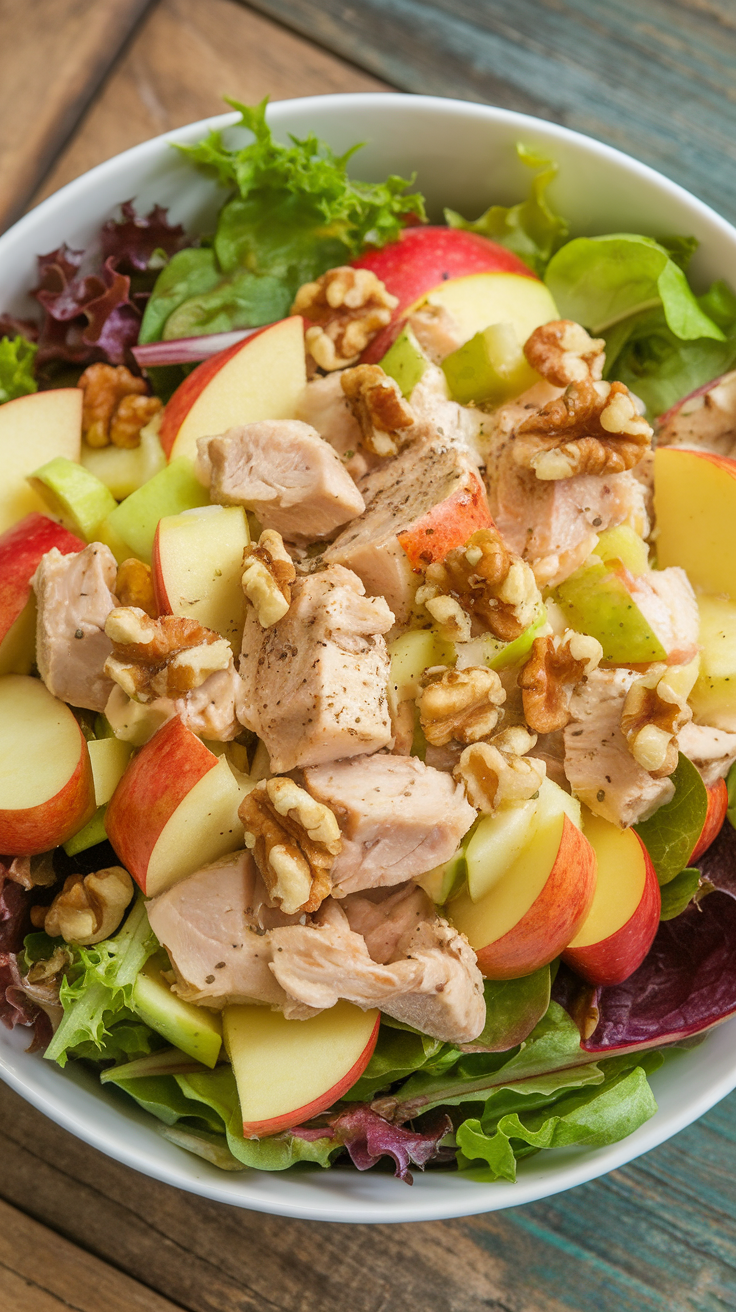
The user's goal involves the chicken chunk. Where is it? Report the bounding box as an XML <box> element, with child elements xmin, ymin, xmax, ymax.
<box><xmin>197</xmin><ymin>420</ymin><xmax>365</xmax><ymax>542</ymax></box>
<box><xmin>32</xmin><ymin>543</ymin><xmax>117</xmax><ymax>711</ymax></box>
<box><xmin>269</xmin><ymin>895</ymin><xmax>486</xmax><ymax>1044</ymax></box>
<box><xmin>564</xmin><ymin>667</ymin><xmax>675</xmax><ymax>826</ymax></box>
<box><xmin>303</xmin><ymin>754</ymin><xmax>476</xmax><ymax>895</ymax></box>
<box><xmin>296</xmin><ymin>373</ymin><xmax>373</xmax><ymax>481</ymax></box>
<box><xmin>322</xmin><ymin>440</ymin><xmax>490</xmax><ymax>625</ymax></box>
<box><xmin>238</xmin><ymin>565</ymin><xmax>393</xmax><ymax>772</ymax></box>
<box><xmin>678</xmin><ymin>721</ymin><xmax>736</xmax><ymax>787</ymax></box>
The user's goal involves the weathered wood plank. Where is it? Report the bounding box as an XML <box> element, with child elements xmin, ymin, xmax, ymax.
<box><xmin>1</xmin><ymin>1079</ymin><xmax>735</xmax><ymax>1312</ymax></box>
<box><xmin>240</xmin><ymin>0</ymin><xmax>736</xmax><ymax>225</ymax></box>
<box><xmin>0</xmin><ymin>1196</ymin><xmax>180</xmax><ymax>1312</ymax></box>
<box><xmin>30</xmin><ymin>0</ymin><xmax>389</xmax><ymax>211</ymax></box>
<box><xmin>0</xmin><ymin>0</ymin><xmax>155</xmax><ymax>233</ymax></box>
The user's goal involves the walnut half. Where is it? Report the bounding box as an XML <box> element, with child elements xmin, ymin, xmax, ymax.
<box><xmin>417</xmin><ymin>665</ymin><xmax>505</xmax><ymax>747</ymax></box>
<box><xmin>514</xmin><ymin>377</ymin><xmax>652</xmax><ymax>480</ymax></box>
<box><xmin>292</xmin><ymin>266</ymin><xmax>398</xmax><ymax>371</ymax></box>
<box><xmin>340</xmin><ymin>364</ymin><xmax>415</xmax><ymax>457</ymax></box>
<box><xmin>524</xmin><ymin>320</ymin><xmax>605</xmax><ymax>387</ymax></box>
<box><xmin>78</xmin><ymin>364</ymin><xmax>162</xmax><ymax>449</ymax></box>
<box><xmin>104</xmin><ymin>608</ymin><xmax>232</xmax><ymax>701</ymax></box>
<box><xmin>239</xmin><ymin>777</ymin><xmax>342</xmax><ymax>915</ymax></box>
<box><xmin>40</xmin><ymin>867</ymin><xmax>134</xmax><ymax>945</ymax></box>
<box><xmin>519</xmin><ymin>630</ymin><xmax>603</xmax><ymax>733</ymax></box>
<box><xmin>422</xmin><ymin>527</ymin><xmax>542</xmax><ymax>643</ymax></box>
<box><xmin>242</xmin><ymin>530</ymin><xmax>296</xmax><ymax>628</ymax></box>
<box><xmin>454</xmin><ymin>726</ymin><xmax>546</xmax><ymax>813</ymax></box>
<box><xmin>621</xmin><ymin>664</ymin><xmax>692</xmax><ymax>777</ymax></box>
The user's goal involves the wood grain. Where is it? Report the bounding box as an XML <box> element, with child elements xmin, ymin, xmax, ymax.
<box><xmin>30</xmin><ymin>0</ymin><xmax>388</xmax><ymax>210</ymax></box>
<box><xmin>242</xmin><ymin>0</ymin><xmax>736</xmax><ymax>225</ymax></box>
<box><xmin>0</xmin><ymin>0</ymin><xmax>154</xmax><ymax>233</ymax></box>
<box><xmin>1</xmin><ymin>1078</ymin><xmax>735</xmax><ymax>1312</ymax></box>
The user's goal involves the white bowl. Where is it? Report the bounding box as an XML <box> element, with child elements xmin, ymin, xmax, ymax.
<box><xmin>2</xmin><ymin>93</ymin><xmax>735</xmax><ymax>1223</ymax></box>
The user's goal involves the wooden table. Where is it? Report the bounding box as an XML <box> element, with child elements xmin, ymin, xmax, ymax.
<box><xmin>2</xmin><ymin>2</ymin><xmax>736</xmax><ymax>1309</ymax></box>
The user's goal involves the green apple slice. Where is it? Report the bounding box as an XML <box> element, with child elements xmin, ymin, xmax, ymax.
<box><xmin>466</xmin><ymin>800</ymin><xmax>539</xmax><ymax>902</ymax></box>
<box><xmin>553</xmin><ymin>560</ymin><xmax>668</xmax><ymax>663</ymax></box>
<box><xmin>131</xmin><ymin>956</ymin><xmax>222</xmax><ymax>1067</ymax></box>
<box><xmin>595</xmin><ymin>525</ymin><xmax>649</xmax><ymax>575</ymax></box>
<box><xmin>62</xmin><ymin>804</ymin><xmax>108</xmax><ymax>856</ymax></box>
<box><xmin>98</xmin><ymin>457</ymin><xmax>209</xmax><ymax>564</ymax></box>
<box><xmin>417</xmin><ymin>847</ymin><xmax>468</xmax><ymax>905</ymax></box>
<box><xmin>388</xmin><ymin>628</ymin><xmax>455</xmax><ymax>701</ymax></box>
<box><xmin>442</xmin><ymin>322</ymin><xmax>539</xmax><ymax>406</ymax></box>
<box><xmin>690</xmin><ymin>595</ymin><xmax>736</xmax><ymax>731</ymax></box>
<box><xmin>28</xmin><ymin>457</ymin><xmax>117</xmax><ymax>541</ymax></box>
<box><xmin>454</xmin><ymin>607</ymin><xmax>547</xmax><ymax>673</ymax></box>
<box><xmin>379</xmin><ymin>325</ymin><xmax>429</xmax><ymax>398</ymax></box>
<box><xmin>81</xmin><ymin>421</ymin><xmax>166</xmax><ymax>500</ymax></box>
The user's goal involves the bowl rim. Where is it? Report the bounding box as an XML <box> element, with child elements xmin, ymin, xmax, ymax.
<box><xmin>2</xmin><ymin>90</ymin><xmax>736</xmax><ymax>1224</ymax></box>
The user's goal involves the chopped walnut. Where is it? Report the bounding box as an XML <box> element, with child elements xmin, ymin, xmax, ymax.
<box><xmin>242</xmin><ymin>530</ymin><xmax>296</xmax><ymax>628</ymax></box>
<box><xmin>104</xmin><ymin>607</ymin><xmax>232</xmax><ymax>701</ymax></box>
<box><xmin>514</xmin><ymin>378</ymin><xmax>652</xmax><ymax>480</ymax></box>
<box><xmin>415</xmin><ymin>588</ymin><xmax>472</xmax><ymax>643</ymax></box>
<box><xmin>417</xmin><ymin>665</ymin><xmax>505</xmax><ymax>747</ymax></box>
<box><xmin>519</xmin><ymin>630</ymin><xmax>603</xmax><ymax>733</ymax></box>
<box><xmin>116</xmin><ymin>558</ymin><xmax>158</xmax><ymax>618</ymax></box>
<box><xmin>78</xmin><ymin>364</ymin><xmax>162</xmax><ymax>449</ymax></box>
<box><xmin>292</xmin><ymin>266</ymin><xmax>398</xmax><ymax>370</ymax></box>
<box><xmin>454</xmin><ymin>727</ymin><xmax>546</xmax><ymax>813</ymax></box>
<box><xmin>621</xmin><ymin>664</ymin><xmax>693</xmax><ymax>777</ymax></box>
<box><xmin>41</xmin><ymin>867</ymin><xmax>134</xmax><ymax>945</ymax></box>
<box><xmin>524</xmin><ymin>320</ymin><xmax>605</xmax><ymax>387</ymax></box>
<box><xmin>340</xmin><ymin>364</ymin><xmax>415</xmax><ymax>457</ymax></box>
<box><xmin>422</xmin><ymin>527</ymin><xmax>541</xmax><ymax>643</ymax></box>
<box><xmin>239</xmin><ymin>777</ymin><xmax>342</xmax><ymax>915</ymax></box>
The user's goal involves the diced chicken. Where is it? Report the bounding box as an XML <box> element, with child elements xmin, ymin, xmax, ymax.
<box><xmin>407</xmin><ymin>304</ymin><xmax>463</xmax><ymax>364</ymax></box>
<box><xmin>408</xmin><ymin>363</ymin><xmax>490</xmax><ymax>467</ymax></box>
<box><xmin>296</xmin><ymin>373</ymin><xmax>373</xmax><ymax>482</ymax></box>
<box><xmin>238</xmin><ymin>565</ymin><xmax>393</xmax><ymax>772</ymax></box>
<box><xmin>322</xmin><ymin>440</ymin><xmax>490</xmax><ymax>626</ymax></box>
<box><xmin>630</xmin><ymin>566</ymin><xmax>699</xmax><ymax>664</ymax></box>
<box><xmin>197</xmin><ymin>420</ymin><xmax>365</xmax><ymax>542</ymax></box>
<box><xmin>340</xmin><ymin>881</ymin><xmax>441</xmax><ymax>962</ymax></box>
<box><xmin>269</xmin><ymin>895</ymin><xmax>486</xmax><ymax>1044</ymax></box>
<box><xmin>564</xmin><ymin>667</ymin><xmax>675</xmax><ymax>826</ymax></box>
<box><xmin>146</xmin><ymin>851</ymin><xmax>313</xmax><ymax>1016</ymax></box>
<box><xmin>657</xmin><ymin>370</ymin><xmax>736</xmax><ymax>458</ymax></box>
<box><xmin>678</xmin><ymin>721</ymin><xmax>736</xmax><ymax>787</ymax></box>
<box><xmin>32</xmin><ymin>543</ymin><xmax>117</xmax><ymax>712</ymax></box>
<box><xmin>105</xmin><ymin>664</ymin><xmax>244</xmax><ymax>745</ymax></box>
<box><xmin>303</xmin><ymin>753</ymin><xmax>476</xmax><ymax>895</ymax></box>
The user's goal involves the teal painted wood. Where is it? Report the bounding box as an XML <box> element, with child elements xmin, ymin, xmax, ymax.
<box><xmin>242</xmin><ymin>0</ymin><xmax>736</xmax><ymax>226</ymax></box>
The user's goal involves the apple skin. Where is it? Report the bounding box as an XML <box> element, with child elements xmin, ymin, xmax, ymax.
<box><xmin>105</xmin><ymin>716</ymin><xmax>219</xmax><ymax>892</ymax></box>
<box><xmin>563</xmin><ymin>833</ymin><xmax>661</xmax><ymax>987</ymax></box>
<box><xmin>691</xmin><ymin>778</ymin><xmax>728</xmax><ymax>862</ymax></box>
<box><xmin>398</xmin><ymin>474</ymin><xmax>492</xmax><ymax>571</ymax></box>
<box><xmin>0</xmin><ymin>513</ymin><xmax>84</xmax><ymax>674</ymax></box>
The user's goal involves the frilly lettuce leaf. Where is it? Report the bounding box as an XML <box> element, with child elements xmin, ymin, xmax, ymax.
<box><xmin>0</xmin><ymin>335</ymin><xmax>38</xmax><ymax>404</ymax></box>
<box><xmin>445</xmin><ymin>143</ymin><xmax>569</xmax><ymax>275</ymax></box>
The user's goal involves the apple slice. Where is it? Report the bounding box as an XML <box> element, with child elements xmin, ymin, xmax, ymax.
<box><xmin>388</xmin><ymin>628</ymin><xmax>455</xmax><ymax>704</ymax></box>
<box><xmin>87</xmin><ymin>736</ymin><xmax>133</xmax><ymax>806</ymax></box>
<box><xmin>160</xmin><ymin>316</ymin><xmax>306</xmax><ymax>463</ymax></box>
<box><xmin>562</xmin><ymin>812</ymin><xmax>661</xmax><ymax>986</ymax></box>
<box><xmin>0</xmin><ymin>513</ymin><xmax>84</xmax><ymax>677</ymax></box>
<box><xmin>223</xmin><ymin>1000</ymin><xmax>379</xmax><ymax>1138</ymax></box>
<box><xmin>0</xmin><ymin>674</ymin><xmax>95</xmax><ymax>854</ymax></box>
<box><xmin>441</xmin><ymin>321</ymin><xmax>540</xmax><ymax>406</ymax></box>
<box><xmin>81</xmin><ymin>420</ymin><xmax>166</xmax><ymax>500</ymax></box>
<box><xmin>0</xmin><ymin>388</ymin><xmax>82</xmax><ymax>534</ymax></box>
<box><xmin>690</xmin><ymin>778</ymin><xmax>729</xmax><ymax>862</ymax></box>
<box><xmin>105</xmin><ymin>716</ymin><xmax>246</xmax><ymax>896</ymax></box>
<box><xmin>654</xmin><ymin>446</ymin><xmax>736</xmax><ymax>596</ymax></box>
<box><xmin>131</xmin><ymin>957</ymin><xmax>222</xmax><ymax>1067</ymax></box>
<box><xmin>422</xmin><ymin>272</ymin><xmax>558</xmax><ymax>352</ymax></box>
<box><xmin>465</xmin><ymin>801</ymin><xmax>539</xmax><ymax>902</ymax></box>
<box><xmin>27</xmin><ymin>457</ymin><xmax>117</xmax><ymax>541</ymax></box>
<box><xmin>152</xmin><ymin>504</ymin><xmax>250</xmax><ymax>651</ymax></box>
<box><xmin>97</xmin><ymin>457</ymin><xmax>209</xmax><ymax>564</ymax></box>
<box><xmin>690</xmin><ymin>595</ymin><xmax>736</xmax><ymax>731</ymax></box>
<box><xmin>449</xmin><ymin>780</ymin><xmax>596</xmax><ymax>979</ymax></box>
<box><xmin>379</xmin><ymin>324</ymin><xmax>430</xmax><ymax>397</ymax></box>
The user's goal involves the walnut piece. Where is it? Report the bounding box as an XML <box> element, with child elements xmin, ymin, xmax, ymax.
<box><xmin>340</xmin><ymin>364</ymin><xmax>415</xmax><ymax>457</ymax></box>
<box><xmin>422</xmin><ymin>527</ymin><xmax>541</xmax><ymax>643</ymax></box>
<box><xmin>104</xmin><ymin>607</ymin><xmax>232</xmax><ymax>701</ymax></box>
<box><xmin>514</xmin><ymin>378</ymin><xmax>652</xmax><ymax>480</ymax></box>
<box><xmin>239</xmin><ymin>777</ymin><xmax>342</xmax><ymax>914</ymax></box>
<box><xmin>621</xmin><ymin>664</ymin><xmax>693</xmax><ymax>777</ymax></box>
<box><xmin>519</xmin><ymin>630</ymin><xmax>603</xmax><ymax>733</ymax></box>
<box><xmin>292</xmin><ymin>266</ymin><xmax>398</xmax><ymax>370</ymax></box>
<box><xmin>78</xmin><ymin>364</ymin><xmax>162</xmax><ymax>449</ymax></box>
<box><xmin>116</xmin><ymin>558</ymin><xmax>158</xmax><ymax>618</ymax></box>
<box><xmin>418</xmin><ymin>665</ymin><xmax>505</xmax><ymax>747</ymax></box>
<box><xmin>454</xmin><ymin>726</ymin><xmax>546</xmax><ymax>813</ymax></box>
<box><xmin>41</xmin><ymin>867</ymin><xmax>134</xmax><ymax>945</ymax></box>
<box><xmin>242</xmin><ymin>530</ymin><xmax>296</xmax><ymax>628</ymax></box>
<box><xmin>524</xmin><ymin>320</ymin><xmax>605</xmax><ymax>387</ymax></box>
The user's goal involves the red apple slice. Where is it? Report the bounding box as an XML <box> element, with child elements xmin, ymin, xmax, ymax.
<box><xmin>0</xmin><ymin>513</ymin><xmax>84</xmax><ymax>676</ymax></box>
<box><xmin>562</xmin><ymin>813</ymin><xmax>661</xmax><ymax>986</ymax></box>
<box><xmin>106</xmin><ymin>716</ymin><xmax>246</xmax><ymax>896</ymax></box>
<box><xmin>160</xmin><ymin>316</ymin><xmax>306</xmax><ymax>462</ymax></box>
<box><xmin>0</xmin><ymin>674</ymin><xmax>95</xmax><ymax>853</ymax></box>
<box><xmin>223</xmin><ymin>1000</ymin><xmax>380</xmax><ymax>1138</ymax></box>
<box><xmin>690</xmin><ymin>778</ymin><xmax>728</xmax><ymax>862</ymax></box>
<box><xmin>0</xmin><ymin>388</ymin><xmax>82</xmax><ymax>534</ymax></box>
<box><xmin>152</xmin><ymin>504</ymin><xmax>250</xmax><ymax>651</ymax></box>
<box><xmin>654</xmin><ymin>446</ymin><xmax>736</xmax><ymax>596</ymax></box>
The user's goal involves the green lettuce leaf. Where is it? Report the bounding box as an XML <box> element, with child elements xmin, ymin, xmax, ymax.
<box><xmin>43</xmin><ymin>898</ymin><xmax>158</xmax><ymax>1068</ymax></box>
<box><xmin>445</xmin><ymin>143</ymin><xmax>569</xmax><ymax>276</ymax></box>
<box><xmin>545</xmin><ymin>234</ymin><xmax>725</xmax><ymax>339</ymax></box>
<box><xmin>345</xmin><ymin>1022</ymin><xmax>452</xmax><ymax>1101</ymax></box>
<box><xmin>470</xmin><ymin>968</ymin><xmax>552</xmax><ymax>1052</ymax></box>
<box><xmin>70</xmin><ymin>1018</ymin><xmax>159</xmax><ymax>1065</ymax></box>
<box><xmin>0</xmin><ymin>335</ymin><xmax>38</xmax><ymax>404</ymax></box>
<box><xmin>659</xmin><ymin>867</ymin><xmax>704</xmax><ymax>921</ymax></box>
<box><xmin>634</xmin><ymin>753</ymin><xmax>708</xmax><ymax>886</ymax></box>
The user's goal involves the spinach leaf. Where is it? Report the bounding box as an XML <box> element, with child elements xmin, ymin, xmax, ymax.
<box><xmin>634</xmin><ymin>754</ymin><xmax>708</xmax><ymax>886</ymax></box>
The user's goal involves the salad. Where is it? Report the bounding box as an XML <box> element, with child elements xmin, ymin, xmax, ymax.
<box><xmin>2</xmin><ymin>98</ymin><xmax>736</xmax><ymax>1186</ymax></box>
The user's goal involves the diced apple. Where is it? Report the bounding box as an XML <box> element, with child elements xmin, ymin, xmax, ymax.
<box><xmin>690</xmin><ymin>778</ymin><xmax>729</xmax><ymax>862</ymax></box>
<box><xmin>594</xmin><ymin>525</ymin><xmax>650</xmax><ymax>575</ymax></box>
<box><xmin>379</xmin><ymin>325</ymin><xmax>429</xmax><ymax>398</ymax></box>
<box><xmin>0</xmin><ymin>513</ymin><xmax>84</xmax><ymax>676</ymax></box>
<box><xmin>62</xmin><ymin>806</ymin><xmax>108</xmax><ymax>857</ymax></box>
<box><xmin>81</xmin><ymin>420</ymin><xmax>166</xmax><ymax>500</ymax></box>
<box><xmin>27</xmin><ymin>457</ymin><xmax>117</xmax><ymax>541</ymax></box>
<box><xmin>97</xmin><ymin>457</ymin><xmax>209</xmax><ymax>564</ymax></box>
<box><xmin>553</xmin><ymin>558</ymin><xmax>669</xmax><ymax>663</ymax></box>
<box><xmin>416</xmin><ymin>848</ymin><xmax>468</xmax><ymax>905</ymax></box>
<box><xmin>397</xmin><ymin>469</ymin><xmax>492</xmax><ymax>573</ymax></box>
<box><xmin>87</xmin><ymin>736</ymin><xmax>133</xmax><ymax>806</ymax></box>
<box><xmin>562</xmin><ymin>812</ymin><xmax>660</xmax><ymax>986</ymax></box>
<box><xmin>423</xmin><ymin>272</ymin><xmax>558</xmax><ymax>353</ymax></box>
<box><xmin>0</xmin><ymin>388</ymin><xmax>82</xmax><ymax>534</ymax></box>
<box><xmin>388</xmin><ymin>628</ymin><xmax>455</xmax><ymax>703</ymax></box>
<box><xmin>160</xmin><ymin>317</ymin><xmax>307</xmax><ymax>463</ymax></box>
<box><xmin>131</xmin><ymin>957</ymin><xmax>222</xmax><ymax>1067</ymax></box>
<box><xmin>152</xmin><ymin>504</ymin><xmax>250</xmax><ymax>651</ymax></box>
<box><xmin>690</xmin><ymin>595</ymin><xmax>736</xmax><ymax>731</ymax></box>
<box><xmin>105</xmin><ymin>716</ymin><xmax>245</xmax><ymax>896</ymax></box>
<box><xmin>223</xmin><ymin>1000</ymin><xmax>380</xmax><ymax>1138</ymax></box>
<box><xmin>0</xmin><ymin>674</ymin><xmax>95</xmax><ymax>854</ymax></box>
<box><xmin>442</xmin><ymin>322</ymin><xmax>539</xmax><ymax>405</ymax></box>
<box><xmin>654</xmin><ymin>446</ymin><xmax>736</xmax><ymax>597</ymax></box>
<box><xmin>454</xmin><ymin>607</ymin><xmax>547</xmax><ymax>673</ymax></box>
<box><xmin>465</xmin><ymin>801</ymin><xmax>539</xmax><ymax>902</ymax></box>
<box><xmin>449</xmin><ymin>780</ymin><xmax>594</xmax><ymax>979</ymax></box>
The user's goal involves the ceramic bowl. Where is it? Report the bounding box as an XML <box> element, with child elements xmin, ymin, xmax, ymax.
<box><xmin>2</xmin><ymin>93</ymin><xmax>735</xmax><ymax>1223</ymax></box>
